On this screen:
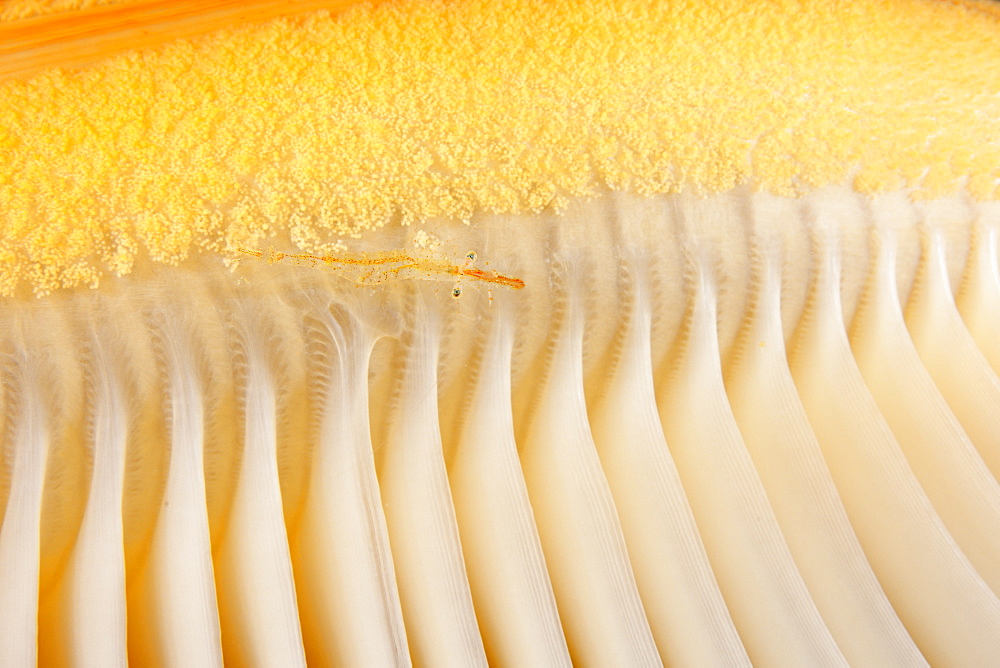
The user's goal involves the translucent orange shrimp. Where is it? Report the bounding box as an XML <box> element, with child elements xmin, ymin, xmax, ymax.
<box><xmin>235</xmin><ymin>246</ymin><xmax>525</xmax><ymax>299</ymax></box>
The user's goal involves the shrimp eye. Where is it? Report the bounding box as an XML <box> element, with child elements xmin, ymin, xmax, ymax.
<box><xmin>465</xmin><ymin>251</ymin><xmax>477</xmax><ymax>262</ymax></box>
<box><xmin>451</xmin><ymin>286</ymin><xmax>463</xmax><ymax>298</ymax></box>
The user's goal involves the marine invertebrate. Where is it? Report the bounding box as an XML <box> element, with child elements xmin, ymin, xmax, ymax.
<box><xmin>1</xmin><ymin>0</ymin><xmax>999</xmax><ymax>665</ymax></box>
<box><xmin>235</xmin><ymin>246</ymin><xmax>525</xmax><ymax>296</ymax></box>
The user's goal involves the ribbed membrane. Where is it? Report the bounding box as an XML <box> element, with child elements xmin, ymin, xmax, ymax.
<box><xmin>1</xmin><ymin>187</ymin><xmax>999</xmax><ymax>666</ymax></box>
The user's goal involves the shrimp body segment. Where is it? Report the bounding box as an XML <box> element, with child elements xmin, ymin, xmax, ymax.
<box><xmin>235</xmin><ymin>247</ymin><xmax>525</xmax><ymax>293</ymax></box>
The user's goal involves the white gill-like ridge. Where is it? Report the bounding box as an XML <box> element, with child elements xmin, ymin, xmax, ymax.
<box><xmin>850</xmin><ymin>203</ymin><xmax>1000</xmax><ymax>598</ymax></box>
<box><xmin>447</xmin><ymin>303</ymin><xmax>571</xmax><ymax>666</ymax></box>
<box><xmin>905</xmin><ymin>207</ymin><xmax>1000</xmax><ymax>480</ymax></box>
<box><xmin>0</xmin><ymin>354</ymin><xmax>47</xmax><ymax>667</ymax></box>
<box><xmin>589</xmin><ymin>252</ymin><xmax>748</xmax><ymax>666</ymax></box>
<box><xmin>290</xmin><ymin>295</ymin><xmax>409</xmax><ymax>666</ymax></box>
<box><xmin>63</xmin><ymin>316</ymin><xmax>128</xmax><ymax>668</ymax></box>
<box><xmin>2</xmin><ymin>188</ymin><xmax>1000</xmax><ymax>665</ymax></box>
<box><xmin>789</xmin><ymin>206</ymin><xmax>1000</xmax><ymax>666</ymax></box>
<box><xmin>214</xmin><ymin>298</ymin><xmax>305</xmax><ymax>666</ymax></box>
<box><xmin>957</xmin><ymin>205</ymin><xmax>1000</xmax><ymax>377</ymax></box>
<box><xmin>724</xmin><ymin>221</ymin><xmax>924</xmax><ymax>665</ymax></box>
<box><xmin>518</xmin><ymin>257</ymin><xmax>661</xmax><ymax>665</ymax></box>
<box><xmin>377</xmin><ymin>295</ymin><xmax>487</xmax><ymax>666</ymax></box>
<box><xmin>141</xmin><ymin>310</ymin><xmax>224</xmax><ymax>666</ymax></box>
<box><xmin>657</xmin><ymin>249</ymin><xmax>845</xmax><ymax>667</ymax></box>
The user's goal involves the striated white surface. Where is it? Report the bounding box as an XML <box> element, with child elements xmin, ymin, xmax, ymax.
<box><xmin>1</xmin><ymin>188</ymin><xmax>999</xmax><ymax>665</ymax></box>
